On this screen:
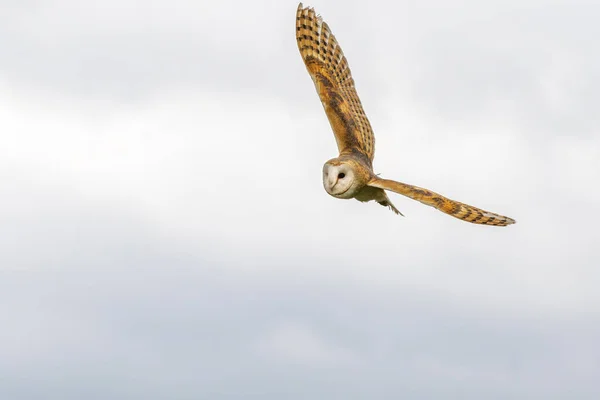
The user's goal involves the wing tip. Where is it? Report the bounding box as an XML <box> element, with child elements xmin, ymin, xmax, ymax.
<box><xmin>483</xmin><ymin>211</ymin><xmax>516</xmax><ymax>227</ymax></box>
<box><xmin>296</xmin><ymin>3</ymin><xmax>322</xmax><ymax>23</ymax></box>
<box><xmin>297</xmin><ymin>3</ymin><xmax>310</xmax><ymax>13</ymax></box>
<box><xmin>504</xmin><ymin>216</ymin><xmax>517</xmax><ymax>226</ymax></box>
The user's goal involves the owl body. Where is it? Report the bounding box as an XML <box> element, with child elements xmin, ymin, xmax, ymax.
<box><xmin>296</xmin><ymin>3</ymin><xmax>515</xmax><ymax>226</ymax></box>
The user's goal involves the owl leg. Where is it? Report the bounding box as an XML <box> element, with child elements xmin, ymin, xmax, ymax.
<box><xmin>377</xmin><ymin>195</ymin><xmax>403</xmax><ymax>216</ymax></box>
<box><xmin>373</xmin><ymin>189</ymin><xmax>403</xmax><ymax>216</ymax></box>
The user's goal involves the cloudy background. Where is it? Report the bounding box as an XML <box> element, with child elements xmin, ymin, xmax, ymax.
<box><xmin>1</xmin><ymin>0</ymin><xmax>599</xmax><ymax>398</ymax></box>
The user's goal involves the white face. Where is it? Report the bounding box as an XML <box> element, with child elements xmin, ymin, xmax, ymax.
<box><xmin>322</xmin><ymin>162</ymin><xmax>358</xmax><ymax>199</ymax></box>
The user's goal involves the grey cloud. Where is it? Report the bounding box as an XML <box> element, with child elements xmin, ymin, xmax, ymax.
<box><xmin>2</xmin><ymin>256</ymin><xmax>599</xmax><ymax>399</ymax></box>
<box><xmin>0</xmin><ymin>27</ymin><xmax>277</xmax><ymax>100</ymax></box>
<box><xmin>399</xmin><ymin>3</ymin><xmax>600</xmax><ymax>138</ymax></box>
<box><xmin>0</xmin><ymin>179</ymin><xmax>598</xmax><ymax>400</ymax></box>
<box><xmin>0</xmin><ymin>0</ymin><xmax>318</xmax><ymax>102</ymax></box>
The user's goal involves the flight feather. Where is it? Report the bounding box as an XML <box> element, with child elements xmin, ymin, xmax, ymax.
<box><xmin>368</xmin><ymin>178</ymin><xmax>516</xmax><ymax>226</ymax></box>
<box><xmin>296</xmin><ymin>3</ymin><xmax>375</xmax><ymax>161</ymax></box>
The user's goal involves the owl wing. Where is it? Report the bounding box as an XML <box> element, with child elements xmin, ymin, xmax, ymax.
<box><xmin>296</xmin><ymin>3</ymin><xmax>375</xmax><ymax>161</ymax></box>
<box><xmin>368</xmin><ymin>178</ymin><xmax>516</xmax><ymax>226</ymax></box>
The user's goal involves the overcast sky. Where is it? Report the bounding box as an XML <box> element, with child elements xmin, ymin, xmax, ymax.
<box><xmin>1</xmin><ymin>0</ymin><xmax>599</xmax><ymax>399</ymax></box>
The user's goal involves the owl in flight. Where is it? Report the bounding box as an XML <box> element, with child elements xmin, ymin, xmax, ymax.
<box><xmin>296</xmin><ymin>3</ymin><xmax>515</xmax><ymax>226</ymax></box>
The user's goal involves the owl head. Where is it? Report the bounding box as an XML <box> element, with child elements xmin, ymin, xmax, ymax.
<box><xmin>322</xmin><ymin>158</ymin><xmax>369</xmax><ymax>199</ymax></box>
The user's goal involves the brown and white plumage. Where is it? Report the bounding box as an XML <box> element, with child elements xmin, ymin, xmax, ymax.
<box><xmin>296</xmin><ymin>4</ymin><xmax>374</xmax><ymax>161</ymax></box>
<box><xmin>296</xmin><ymin>3</ymin><xmax>515</xmax><ymax>226</ymax></box>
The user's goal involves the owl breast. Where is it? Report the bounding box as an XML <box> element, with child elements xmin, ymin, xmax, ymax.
<box><xmin>354</xmin><ymin>185</ymin><xmax>386</xmax><ymax>203</ymax></box>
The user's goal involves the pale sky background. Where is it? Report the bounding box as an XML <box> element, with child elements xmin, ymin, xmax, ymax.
<box><xmin>1</xmin><ymin>0</ymin><xmax>599</xmax><ymax>399</ymax></box>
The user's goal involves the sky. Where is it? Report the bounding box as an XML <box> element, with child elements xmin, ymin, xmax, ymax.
<box><xmin>1</xmin><ymin>0</ymin><xmax>599</xmax><ymax>398</ymax></box>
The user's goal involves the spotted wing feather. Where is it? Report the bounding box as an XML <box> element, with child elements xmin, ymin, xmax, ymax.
<box><xmin>368</xmin><ymin>178</ymin><xmax>516</xmax><ymax>226</ymax></box>
<box><xmin>296</xmin><ymin>3</ymin><xmax>375</xmax><ymax>161</ymax></box>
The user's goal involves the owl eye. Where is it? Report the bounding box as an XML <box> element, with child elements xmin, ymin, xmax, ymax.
<box><xmin>338</xmin><ymin>172</ymin><xmax>345</xmax><ymax>179</ymax></box>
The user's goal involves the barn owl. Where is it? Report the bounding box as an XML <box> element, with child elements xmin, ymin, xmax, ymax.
<box><xmin>296</xmin><ymin>3</ymin><xmax>515</xmax><ymax>226</ymax></box>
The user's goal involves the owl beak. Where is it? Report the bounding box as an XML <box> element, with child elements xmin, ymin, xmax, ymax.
<box><xmin>328</xmin><ymin>174</ymin><xmax>338</xmax><ymax>189</ymax></box>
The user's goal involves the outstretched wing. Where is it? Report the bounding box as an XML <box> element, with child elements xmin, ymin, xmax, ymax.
<box><xmin>296</xmin><ymin>3</ymin><xmax>375</xmax><ymax>161</ymax></box>
<box><xmin>368</xmin><ymin>178</ymin><xmax>516</xmax><ymax>226</ymax></box>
